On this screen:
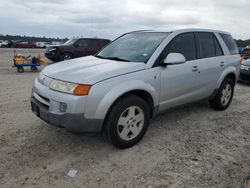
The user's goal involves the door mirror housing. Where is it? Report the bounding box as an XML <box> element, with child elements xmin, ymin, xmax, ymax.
<box><xmin>74</xmin><ymin>43</ymin><xmax>80</xmax><ymax>48</ymax></box>
<box><xmin>163</xmin><ymin>53</ymin><xmax>186</xmax><ymax>65</ymax></box>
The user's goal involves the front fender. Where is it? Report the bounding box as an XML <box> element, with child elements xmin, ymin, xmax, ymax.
<box><xmin>90</xmin><ymin>80</ymin><xmax>159</xmax><ymax>120</ymax></box>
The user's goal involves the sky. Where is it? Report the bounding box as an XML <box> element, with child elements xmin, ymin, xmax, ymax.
<box><xmin>0</xmin><ymin>0</ymin><xmax>250</xmax><ymax>40</ymax></box>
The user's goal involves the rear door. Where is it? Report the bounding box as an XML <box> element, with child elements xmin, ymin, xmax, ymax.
<box><xmin>195</xmin><ymin>32</ymin><xmax>226</xmax><ymax>97</ymax></box>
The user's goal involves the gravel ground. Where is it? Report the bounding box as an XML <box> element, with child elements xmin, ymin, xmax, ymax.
<box><xmin>0</xmin><ymin>48</ymin><xmax>249</xmax><ymax>188</ymax></box>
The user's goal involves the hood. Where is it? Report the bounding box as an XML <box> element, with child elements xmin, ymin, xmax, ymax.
<box><xmin>42</xmin><ymin>56</ymin><xmax>146</xmax><ymax>84</ymax></box>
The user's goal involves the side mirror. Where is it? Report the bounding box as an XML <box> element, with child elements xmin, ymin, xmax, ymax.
<box><xmin>74</xmin><ymin>43</ymin><xmax>79</xmax><ymax>48</ymax></box>
<box><xmin>163</xmin><ymin>53</ymin><xmax>186</xmax><ymax>65</ymax></box>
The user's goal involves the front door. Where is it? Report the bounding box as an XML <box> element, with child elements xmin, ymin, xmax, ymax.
<box><xmin>158</xmin><ymin>32</ymin><xmax>203</xmax><ymax>110</ymax></box>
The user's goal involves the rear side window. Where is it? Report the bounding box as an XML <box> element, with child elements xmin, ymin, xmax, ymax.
<box><xmin>197</xmin><ymin>32</ymin><xmax>224</xmax><ymax>58</ymax></box>
<box><xmin>197</xmin><ymin>32</ymin><xmax>215</xmax><ymax>58</ymax></box>
<box><xmin>77</xmin><ymin>39</ymin><xmax>98</xmax><ymax>47</ymax></box>
<box><xmin>162</xmin><ymin>33</ymin><xmax>196</xmax><ymax>61</ymax></box>
<box><xmin>219</xmin><ymin>33</ymin><xmax>238</xmax><ymax>55</ymax></box>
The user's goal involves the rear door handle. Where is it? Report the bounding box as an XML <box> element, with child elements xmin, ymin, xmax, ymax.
<box><xmin>192</xmin><ymin>65</ymin><xmax>199</xmax><ymax>72</ymax></box>
<box><xmin>220</xmin><ymin>62</ymin><xmax>225</xmax><ymax>67</ymax></box>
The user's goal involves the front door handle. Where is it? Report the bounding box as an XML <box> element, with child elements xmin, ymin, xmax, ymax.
<box><xmin>192</xmin><ymin>65</ymin><xmax>199</xmax><ymax>72</ymax></box>
<box><xmin>220</xmin><ymin>62</ymin><xmax>225</xmax><ymax>67</ymax></box>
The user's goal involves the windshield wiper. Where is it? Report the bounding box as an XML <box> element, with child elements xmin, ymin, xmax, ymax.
<box><xmin>103</xmin><ymin>56</ymin><xmax>130</xmax><ymax>62</ymax></box>
<box><xmin>95</xmin><ymin>55</ymin><xmax>130</xmax><ymax>62</ymax></box>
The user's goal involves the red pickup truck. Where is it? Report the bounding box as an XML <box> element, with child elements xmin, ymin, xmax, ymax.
<box><xmin>14</xmin><ymin>42</ymin><xmax>37</xmax><ymax>48</ymax></box>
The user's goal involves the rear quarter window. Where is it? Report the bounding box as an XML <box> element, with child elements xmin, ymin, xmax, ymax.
<box><xmin>219</xmin><ymin>33</ymin><xmax>238</xmax><ymax>55</ymax></box>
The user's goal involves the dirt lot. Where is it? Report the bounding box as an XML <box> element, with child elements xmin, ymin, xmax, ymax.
<box><xmin>0</xmin><ymin>48</ymin><xmax>250</xmax><ymax>188</ymax></box>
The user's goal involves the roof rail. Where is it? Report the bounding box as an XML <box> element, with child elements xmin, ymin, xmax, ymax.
<box><xmin>125</xmin><ymin>30</ymin><xmax>153</xmax><ymax>34</ymax></box>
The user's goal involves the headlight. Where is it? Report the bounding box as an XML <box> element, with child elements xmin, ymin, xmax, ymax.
<box><xmin>49</xmin><ymin>80</ymin><xmax>91</xmax><ymax>95</ymax></box>
<box><xmin>240</xmin><ymin>65</ymin><xmax>249</xmax><ymax>70</ymax></box>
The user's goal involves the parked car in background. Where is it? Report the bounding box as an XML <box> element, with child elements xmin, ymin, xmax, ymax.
<box><xmin>239</xmin><ymin>56</ymin><xmax>250</xmax><ymax>83</ymax></box>
<box><xmin>0</xmin><ymin>40</ymin><xmax>8</xmax><ymax>47</ymax></box>
<box><xmin>45</xmin><ymin>38</ymin><xmax>111</xmax><ymax>62</ymax></box>
<box><xmin>51</xmin><ymin>41</ymin><xmax>64</xmax><ymax>46</ymax></box>
<box><xmin>36</xmin><ymin>42</ymin><xmax>51</xmax><ymax>48</ymax></box>
<box><xmin>14</xmin><ymin>41</ymin><xmax>37</xmax><ymax>48</ymax></box>
<box><xmin>31</xmin><ymin>29</ymin><xmax>240</xmax><ymax>148</ymax></box>
<box><xmin>239</xmin><ymin>47</ymin><xmax>250</xmax><ymax>59</ymax></box>
<box><xmin>1</xmin><ymin>40</ymin><xmax>15</xmax><ymax>48</ymax></box>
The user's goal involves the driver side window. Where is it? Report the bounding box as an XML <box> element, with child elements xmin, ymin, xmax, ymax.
<box><xmin>161</xmin><ymin>32</ymin><xmax>197</xmax><ymax>62</ymax></box>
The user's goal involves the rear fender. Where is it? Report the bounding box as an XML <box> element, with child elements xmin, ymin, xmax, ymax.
<box><xmin>216</xmin><ymin>66</ymin><xmax>236</xmax><ymax>88</ymax></box>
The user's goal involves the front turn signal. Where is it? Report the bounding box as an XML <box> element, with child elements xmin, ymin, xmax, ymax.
<box><xmin>73</xmin><ymin>84</ymin><xmax>92</xmax><ymax>96</ymax></box>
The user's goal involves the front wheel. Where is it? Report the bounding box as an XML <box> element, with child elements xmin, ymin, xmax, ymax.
<box><xmin>60</xmin><ymin>53</ymin><xmax>72</xmax><ymax>61</ymax></box>
<box><xmin>103</xmin><ymin>95</ymin><xmax>150</xmax><ymax>149</ymax></box>
<box><xmin>209</xmin><ymin>78</ymin><xmax>234</xmax><ymax>111</ymax></box>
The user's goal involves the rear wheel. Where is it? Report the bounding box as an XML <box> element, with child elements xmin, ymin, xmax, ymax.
<box><xmin>103</xmin><ymin>95</ymin><xmax>150</xmax><ymax>149</ymax></box>
<box><xmin>209</xmin><ymin>78</ymin><xmax>234</xmax><ymax>111</ymax></box>
<box><xmin>60</xmin><ymin>53</ymin><xmax>72</xmax><ymax>61</ymax></box>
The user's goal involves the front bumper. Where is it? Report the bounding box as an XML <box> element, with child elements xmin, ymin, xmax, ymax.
<box><xmin>31</xmin><ymin>78</ymin><xmax>103</xmax><ymax>133</ymax></box>
<box><xmin>239</xmin><ymin>69</ymin><xmax>250</xmax><ymax>82</ymax></box>
<box><xmin>31</xmin><ymin>96</ymin><xmax>103</xmax><ymax>133</ymax></box>
<box><xmin>45</xmin><ymin>51</ymin><xmax>59</xmax><ymax>62</ymax></box>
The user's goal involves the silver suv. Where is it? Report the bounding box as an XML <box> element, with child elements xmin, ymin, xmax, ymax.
<box><xmin>31</xmin><ymin>29</ymin><xmax>240</xmax><ymax>148</ymax></box>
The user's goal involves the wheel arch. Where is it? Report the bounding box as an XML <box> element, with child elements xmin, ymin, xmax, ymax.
<box><xmin>112</xmin><ymin>89</ymin><xmax>155</xmax><ymax>117</ymax></box>
<box><xmin>92</xmin><ymin>80</ymin><xmax>159</xmax><ymax>122</ymax></box>
<box><xmin>224</xmin><ymin>72</ymin><xmax>236</xmax><ymax>85</ymax></box>
<box><xmin>101</xmin><ymin>89</ymin><xmax>155</xmax><ymax>132</ymax></box>
<box><xmin>60</xmin><ymin>51</ymin><xmax>73</xmax><ymax>58</ymax></box>
<box><xmin>216</xmin><ymin>67</ymin><xmax>237</xmax><ymax>88</ymax></box>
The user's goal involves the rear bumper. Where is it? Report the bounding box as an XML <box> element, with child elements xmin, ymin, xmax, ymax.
<box><xmin>31</xmin><ymin>96</ymin><xmax>103</xmax><ymax>133</ymax></box>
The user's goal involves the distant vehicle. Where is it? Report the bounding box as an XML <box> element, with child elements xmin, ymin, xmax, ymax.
<box><xmin>45</xmin><ymin>38</ymin><xmax>111</xmax><ymax>62</ymax></box>
<box><xmin>36</xmin><ymin>42</ymin><xmax>51</xmax><ymax>48</ymax></box>
<box><xmin>239</xmin><ymin>47</ymin><xmax>250</xmax><ymax>59</ymax></box>
<box><xmin>14</xmin><ymin>41</ymin><xmax>37</xmax><ymax>48</ymax></box>
<box><xmin>0</xmin><ymin>40</ymin><xmax>8</xmax><ymax>48</ymax></box>
<box><xmin>5</xmin><ymin>40</ymin><xmax>15</xmax><ymax>48</ymax></box>
<box><xmin>32</xmin><ymin>29</ymin><xmax>240</xmax><ymax>148</ymax></box>
<box><xmin>239</xmin><ymin>56</ymin><xmax>250</xmax><ymax>83</ymax></box>
<box><xmin>51</xmin><ymin>41</ymin><xmax>63</xmax><ymax>46</ymax></box>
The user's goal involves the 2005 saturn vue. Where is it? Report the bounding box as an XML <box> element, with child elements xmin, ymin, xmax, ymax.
<box><xmin>31</xmin><ymin>29</ymin><xmax>240</xmax><ymax>148</ymax></box>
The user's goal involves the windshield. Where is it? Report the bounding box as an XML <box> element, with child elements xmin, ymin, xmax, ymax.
<box><xmin>96</xmin><ymin>32</ymin><xmax>169</xmax><ymax>63</ymax></box>
<box><xmin>63</xmin><ymin>39</ymin><xmax>77</xmax><ymax>46</ymax></box>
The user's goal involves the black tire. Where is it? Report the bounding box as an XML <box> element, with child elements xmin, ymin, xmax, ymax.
<box><xmin>103</xmin><ymin>95</ymin><xmax>150</xmax><ymax>149</ymax></box>
<box><xmin>31</xmin><ymin>66</ymin><xmax>38</xmax><ymax>72</ymax></box>
<box><xmin>60</xmin><ymin>53</ymin><xmax>72</xmax><ymax>61</ymax></box>
<box><xmin>209</xmin><ymin>78</ymin><xmax>234</xmax><ymax>111</ymax></box>
<box><xmin>17</xmin><ymin>66</ymin><xmax>24</xmax><ymax>73</ymax></box>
